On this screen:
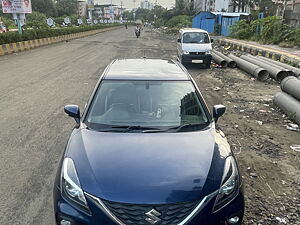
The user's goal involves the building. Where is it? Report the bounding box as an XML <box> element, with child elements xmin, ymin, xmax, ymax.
<box><xmin>192</xmin><ymin>11</ymin><xmax>249</xmax><ymax>36</ymax></box>
<box><xmin>194</xmin><ymin>0</ymin><xmax>250</xmax><ymax>13</ymax></box>
<box><xmin>78</xmin><ymin>0</ymin><xmax>88</xmax><ymax>17</ymax></box>
<box><xmin>194</xmin><ymin>0</ymin><xmax>230</xmax><ymax>12</ymax></box>
<box><xmin>93</xmin><ymin>4</ymin><xmax>124</xmax><ymax>20</ymax></box>
<box><xmin>193</xmin><ymin>0</ymin><xmax>205</xmax><ymax>12</ymax></box>
<box><xmin>283</xmin><ymin>0</ymin><xmax>300</xmax><ymax>27</ymax></box>
<box><xmin>140</xmin><ymin>0</ymin><xmax>154</xmax><ymax>10</ymax></box>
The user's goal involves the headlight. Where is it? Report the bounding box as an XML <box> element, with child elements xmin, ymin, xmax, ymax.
<box><xmin>213</xmin><ymin>156</ymin><xmax>239</xmax><ymax>212</ymax></box>
<box><xmin>183</xmin><ymin>50</ymin><xmax>189</xmax><ymax>54</ymax></box>
<box><xmin>61</xmin><ymin>158</ymin><xmax>89</xmax><ymax>210</ymax></box>
<box><xmin>205</xmin><ymin>50</ymin><xmax>211</xmax><ymax>54</ymax></box>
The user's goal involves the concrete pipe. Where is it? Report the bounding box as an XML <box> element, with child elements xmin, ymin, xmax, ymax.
<box><xmin>212</xmin><ymin>52</ymin><xmax>227</xmax><ymax>67</ymax></box>
<box><xmin>281</xmin><ymin>76</ymin><xmax>300</xmax><ymax>102</ymax></box>
<box><xmin>257</xmin><ymin>56</ymin><xmax>300</xmax><ymax>76</ymax></box>
<box><xmin>228</xmin><ymin>54</ymin><xmax>269</xmax><ymax>81</ymax></box>
<box><xmin>247</xmin><ymin>54</ymin><xmax>294</xmax><ymax>77</ymax></box>
<box><xmin>212</xmin><ymin>50</ymin><xmax>237</xmax><ymax>68</ymax></box>
<box><xmin>240</xmin><ymin>55</ymin><xmax>289</xmax><ymax>81</ymax></box>
<box><xmin>274</xmin><ymin>92</ymin><xmax>300</xmax><ymax>125</ymax></box>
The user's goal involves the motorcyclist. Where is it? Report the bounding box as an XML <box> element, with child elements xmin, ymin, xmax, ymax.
<box><xmin>135</xmin><ymin>25</ymin><xmax>140</xmax><ymax>38</ymax></box>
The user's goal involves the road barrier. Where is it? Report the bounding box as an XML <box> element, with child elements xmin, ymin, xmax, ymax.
<box><xmin>0</xmin><ymin>26</ymin><xmax>120</xmax><ymax>56</ymax></box>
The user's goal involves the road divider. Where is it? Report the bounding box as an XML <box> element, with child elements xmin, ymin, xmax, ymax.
<box><xmin>0</xmin><ymin>26</ymin><xmax>120</xmax><ymax>56</ymax></box>
<box><xmin>216</xmin><ymin>38</ymin><xmax>300</xmax><ymax>68</ymax></box>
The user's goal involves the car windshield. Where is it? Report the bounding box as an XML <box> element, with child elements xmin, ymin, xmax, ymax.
<box><xmin>183</xmin><ymin>32</ymin><xmax>210</xmax><ymax>44</ymax></box>
<box><xmin>85</xmin><ymin>80</ymin><xmax>209</xmax><ymax>131</ymax></box>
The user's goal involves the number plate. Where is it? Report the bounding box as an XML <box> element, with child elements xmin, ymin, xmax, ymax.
<box><xmin>192</xmin><ymin>59</ymin><xmax>203</xmax><ymax>63</ymax></box>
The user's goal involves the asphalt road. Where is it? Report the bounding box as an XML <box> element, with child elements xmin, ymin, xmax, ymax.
<box><xmin>0</xmin><ymin>27</ymin><xmax>177</xmax><ymax>225</ymax></box>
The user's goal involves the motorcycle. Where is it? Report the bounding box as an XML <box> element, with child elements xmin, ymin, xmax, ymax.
<box><xmin>135</xmin><ymin>28</ymin><xmax>140</xmax><ymax>38</ymax></box>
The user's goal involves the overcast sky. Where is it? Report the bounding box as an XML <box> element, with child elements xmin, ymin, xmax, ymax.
<box><xmin>94</xmin><ymin>0</ymin><xmax>175</xmax><ymax>9</ymax></box>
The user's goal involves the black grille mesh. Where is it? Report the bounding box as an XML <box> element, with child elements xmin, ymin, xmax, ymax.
<box><xmin>100</xmin><ymin>199</ymin><xmax>200</xmax><ymax>225</ymax></box>
<box><xmin>189</xmin><ymin>52</ymin><xmax>205</xmax><ymax>55</ymax></box>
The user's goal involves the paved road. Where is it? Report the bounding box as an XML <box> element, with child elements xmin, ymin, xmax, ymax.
<box><xmin>0</xmin><ymin>27</ymin><xmax>177</xmax><ymax>225</ymax></box>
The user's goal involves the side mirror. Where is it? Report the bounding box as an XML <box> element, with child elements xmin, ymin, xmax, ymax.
<box><xmin>213</xmin><ymin>105</ymin><xmax>226</xmax><ymax>123</ymax></box>
<box><xmin>177</xmin><ymin>38</ymin><xmax>181</xmax><ymax>43</ymax></box>
<box><xmin>64</xmin><ymin>105</ymin><xmax>80</xmax><ymax>124</ymax></box>
<box><xmin>210</xmin><ymin>38</ymin><xmax>214</xmax><ymax>43</ymax></box>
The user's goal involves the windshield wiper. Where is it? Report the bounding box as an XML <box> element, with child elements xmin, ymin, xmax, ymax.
<box><xmin>99</xmin><ymin>125</ymin><xmax>161</xmax><ymax>132</ymax></box>
<box><xmin>167</xmin><ymin>123</ymin><xmax>207</xmax><ymax>132</ymax></box>
<box><xmin>142</xmin><ymin>123</ymin><xmax>208</xmax><ymax>133</ymax></box>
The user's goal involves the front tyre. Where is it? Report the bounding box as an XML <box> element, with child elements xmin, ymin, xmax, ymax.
<box><xmin>205</xmin><ymin>60</ymin><xmax>211</xmax><ymax>69</ymax></box>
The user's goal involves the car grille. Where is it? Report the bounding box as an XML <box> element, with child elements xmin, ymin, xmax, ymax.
<box><xmin>100</xmin><ymin>199</ymin><xmax>200</xmax><ymax>225</ymax></box>
<box><xmin>189</xmin><ymin>52</ymin><xmax>205</xmax><ymax>55</ymax></box>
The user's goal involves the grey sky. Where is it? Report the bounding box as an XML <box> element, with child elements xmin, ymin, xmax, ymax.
<box><xmin>94</xmin><ymin>0</ymin><xmax>175</xmax><ymax>9</ymax></box>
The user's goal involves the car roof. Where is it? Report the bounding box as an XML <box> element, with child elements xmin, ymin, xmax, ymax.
<box><xmin>180</xmin><ymin>28</ymin><xmax>208</xmax><ymax>33</ymax></box>
<box><xmin>104</xmin><ymin>59</ymin><xmax>190</xmax><ymax>80</ymax></box>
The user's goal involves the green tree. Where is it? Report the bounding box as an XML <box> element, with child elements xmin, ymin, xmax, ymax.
<box><xmin>174</xmin><ymin>0</ymin><xmax>194</xmax><ymax>16</ymax></box>
<box><xmin>257</xmin><ymin>0</ymin><xmax>277</xmax><ymax>16</ymax></box>
<box><xmin>26</xmin><ymin>11</ymin><xmax>48</xmax><ymax>29</ymax></box>
<box><xmin>32</xmin><ymin>0</ymin><xmax>57</xmax><ymax>16</ymax></box>
<box><xmin>56</xmin><ymin>0</ymin><xmax>77</xmax><ymax>17</ymax></box>
<box><xmin>166</xmin><ymin>15</ymin><xmax>191</xmax><ymax>28</ymax></box>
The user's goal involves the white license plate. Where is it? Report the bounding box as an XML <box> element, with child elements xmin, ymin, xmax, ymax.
<box><xmin>192</xmin><ymin>59</ymin><xmax>203</xmax><ymax>63</ymax></box>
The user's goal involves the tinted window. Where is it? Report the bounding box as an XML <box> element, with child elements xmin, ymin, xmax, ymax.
<box><xmin>85</xmin><ymin>80</ymin><xmax>208</xmax><ymax>130</ymax></box>
<box><xmin>183</xmin><ymin>32</ymin><xmax>210</xmax><ymax>44</ymax></box>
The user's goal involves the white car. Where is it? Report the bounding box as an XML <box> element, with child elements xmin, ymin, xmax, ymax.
<box><xmin>177</xmin><ymin>28</ymin><xmax>213</xmax><ymax>68</ymax></box>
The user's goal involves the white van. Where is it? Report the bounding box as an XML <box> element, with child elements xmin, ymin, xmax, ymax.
<box><xmin>177</xmin><ymin>28</ymin><xmax>213</xmax><ymax>68</ymax></box>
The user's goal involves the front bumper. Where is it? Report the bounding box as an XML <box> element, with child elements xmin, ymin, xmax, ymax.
<box><xmin>181</xmin><ymin>54</ymin><xmax>212</xmax><ymax>64</ymax></box>
<box><xmin>54</xmin><ymin>186</ymin><xmax>244</xmax><ymax>225</ymax></box>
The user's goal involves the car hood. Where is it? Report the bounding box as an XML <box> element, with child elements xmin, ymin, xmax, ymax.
<box><xmin>182</xmin><ymin>43</ymin><xmax>212</xmax><ymax>53</ymax></box>
<box><xmin>66</xmin><ymin>127</ymin><xmax>227</xmax><ymax>204</ymax></box>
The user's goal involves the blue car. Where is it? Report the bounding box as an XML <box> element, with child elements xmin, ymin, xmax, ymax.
<box><xmin>53</xmin><ymin>59</ymin><xmax>244</xmax><ymax>225</ymax></box>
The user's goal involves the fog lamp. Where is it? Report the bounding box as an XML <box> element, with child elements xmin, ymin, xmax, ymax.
<box><xmin>227</xmin><ymin>216</ymin><xmax>239</xmax><ymax>224</ymax></box>
<box><xmin>60</xmin><ymin>219</ymin><xmax>71</xmax><ymax>225</ymax></box>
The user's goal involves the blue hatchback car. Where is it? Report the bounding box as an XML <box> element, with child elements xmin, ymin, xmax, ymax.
<box><xmin>53</xmin><ymin>59</ymin><xmax>244</xmax><ymax>225</ymax></box>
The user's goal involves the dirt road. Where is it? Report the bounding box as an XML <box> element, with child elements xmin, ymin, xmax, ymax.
<box><xmin>0</xmin><ymin>27</ymin><xmax>299</xmax><ymax>224</ymax></box>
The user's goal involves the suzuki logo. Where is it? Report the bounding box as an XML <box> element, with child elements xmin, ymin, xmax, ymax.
<box><xmin>145</xmin><ymin>209</ymin><xmax>161</xmax><ymax>224</ymax></box>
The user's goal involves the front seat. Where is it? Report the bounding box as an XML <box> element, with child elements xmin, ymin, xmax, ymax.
<box><xmin>105</xmin><ymin>84</ymin><xmax>138</xmax><ymax>121</ymax></box>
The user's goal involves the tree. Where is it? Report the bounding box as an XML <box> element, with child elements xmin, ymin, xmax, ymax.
<box><xmin>56</xmin><ymin>0</ymin><xmax>77</xmax><ymax>17</ymax></box>
<box><xmin>26</xmin><ymin>11</ymin><xmax>48</xmax><ymax>28</ymax></box>
<box><xmin>32</xmin><ymin>0</ymin><xmax>57</xmax><ymax>16</ymax></box>
<box><xmin>257</xmin><ymin>0</ymin><xmax>277</xmax><ymax>16</ymax></box>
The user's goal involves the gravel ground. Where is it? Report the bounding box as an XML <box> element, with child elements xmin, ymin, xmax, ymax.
<box><xmin>0</xmin><ymin>27</ymin><xmax>299</xmax><ymax>225</ymax></box>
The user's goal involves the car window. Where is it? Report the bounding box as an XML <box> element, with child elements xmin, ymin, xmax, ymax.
<box><xmin>85</xmin><ymin>80</ymin><xmax>209</xmax><ymax>130</ymax></box>
<box><xmin>183</xmin><ymin>32</ymin><xmax>210</xmax><ymax>44</ymax></box>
